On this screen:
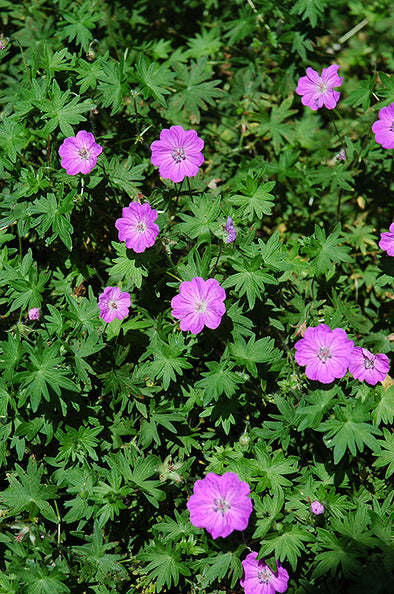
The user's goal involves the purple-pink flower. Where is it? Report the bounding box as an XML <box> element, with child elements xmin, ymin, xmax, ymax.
<box><xmin>187</xmin><ymin>472</ymin><xmax>253</xmax><ymax>539</ymax></box>
<box><xmin>372</xmin><ymin>102</ymin><xmax>394</xmax><ymax>149</ymax></box>
<box><xmin>348</xmin><ymin>347</ymin><xmax>390</xmax><ymax>386</ymax></box>
<box><xmin>294</xmin><ymin>324</ymin><xmax>354</xmax><ymax>383</ymax></box>
<box><xmin>171</xmin><ymin>277</ymin><xmax>226</xmax><ymax>334</ymax></box>
<box><xmin>311</xmin><ymin>501</ymin><xmax>325</xmax><ymax>515</ymax></box>
<box><xmin>115</xmin><ymin>202</ymin><xmax>159</xmax><ymax>253</ymax></box>
<box><xmin>225</xmin><ymin>216</ymin><xmax>237</xmax><ymax>244</ymax></box>
<box><xmin>59</xmin><ymin>130</ymin><xmax>102</xmax><ymax>175</ymax></box>
<box><xmin>379</xmin><ymin>222</ymin><xmax>394</xmax><ymax>256</ymax></box>
<box><xmin>28</xmin><ymin>307</ymin><xmax>40</xmax><ymax>321</ymax></box>
<box><xmin>98</xmin><ymin>286</ymin><xmax>131</xmax><ymax>323</ymax></box>
<box><xmin>150</xmin><ymin>125</ymin><xmax>204</xmax><ymax>183</ymax></box>
<box><xmin>296</xmin><ymin>65</ymin><xmax>343</xmax><ymax>111</ymax></box>
<box><xmin>241</xmin><ymin>552</ymin><xmax>289</xmax><ymax>594</ymax></box>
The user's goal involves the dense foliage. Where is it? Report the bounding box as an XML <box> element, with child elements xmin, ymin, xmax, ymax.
<box><xmin>0</xmin><ymin>0</ymin><xmax>393</xmax><ymax>592</ymax></box>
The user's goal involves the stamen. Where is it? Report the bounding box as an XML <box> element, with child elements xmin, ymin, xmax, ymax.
<box><xmin>257</xmin><ymin>568</ymin><xmax>272</xmax><ymax>584</ymax></box>
<box><xmin>78</xmin><ymin>147</ymin><xmax>90</xmax><ymax>160</ymax></box>
<box><xmin>171</xmin><ymin>147</ymin><xmax>186</xmax><ymax>163</ymax></box>
<box><xmin>213</xmin><ymin>496</ymin><xmax>231</xmax><ymax>516</ymax></box>
<box><xmin>318</xmin><ymin>346</ymin><xmax>331</xmax><ymax>363</ymax></box>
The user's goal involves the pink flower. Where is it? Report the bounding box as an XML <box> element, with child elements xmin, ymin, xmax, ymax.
<box><xmin>150</xmin><ymin>125</ymin><xmax>204</xmax><ymax>183</ymax></box>
<box><xmin>187</xmin><ymin>472</ymin><xmax>253</xmax><ymax>539</ymax></box>
<box><xmin>294</xmin><ymin>324</ymin><xmax>354</xmax><ymax>383</ymax></box>
<box><xmin>372</xmin><ymin>103</ymin><xmax>394</xmax><ymax>149</ymax></box>
<box><xmin>0</xmin><ymin>40</ymin><xmax>5</xmax><ymax>50</ymax></box>
<box><xmin>115</xmin><ymin>202</ymin><xmax>159</xmax><ymax>253</ymax></box>
<box><xmin>296</xmin><ymin>65</ymin><xmax>343</xmax><ymax>111</ymax></box>
<box><xmin>379</xmin><ymin>222</ymin><xmax>394</xmax><ymax>256</ymax></box>
<box><xmin>241</xmin><ymin>552</ymin><xmax>289</xmax><ymax>594</ymax></box>
<box><xmin>59</xmin><ymin>130</ymin><xmax>102</xmax><ymax>175</ymax></box>
<box><xmin>348</xmin><ymin>347</ymin><xmax>390</xmax><ymax>386</ymax></box>
<box><xmin>171</xmin><ymin>277</ymin><xmax>226</xmax><ymax>335</ymax></box>
<box><xmin>98</xmin><ymin>286</ymin><xmax>131</xmax><ymax>323</ymax></box>
<box><xmin>225</xmin><ymin>216</ymin><xmax>237</xmax><ymax>243</ymax></box>
<box><xmin>311</xmin><ymin>501</ymin><xmax>325</xmax><ymax>515</ymax></box>
<box><xmin>28</xmin><ymin>307</ymin><xmax>40</xmax><ymax>320</ymax></box>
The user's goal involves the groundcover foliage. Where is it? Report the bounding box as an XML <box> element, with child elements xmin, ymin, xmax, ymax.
<box><xmin>0</xmin><ymin>0</ymin><xmax>393</xmax><ymax>592</ymax></box>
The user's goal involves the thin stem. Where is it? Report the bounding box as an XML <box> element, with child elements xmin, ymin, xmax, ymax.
<box><xmin>18</xmin><ymin>42</ymin><xmax>32</xmax><ymax>86</ymax></box>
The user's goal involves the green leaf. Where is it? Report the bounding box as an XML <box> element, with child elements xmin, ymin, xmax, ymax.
<box><xmin>259</xmin><ymin>526</ymin><xmax>312</xmax><ymax>571</ymax></box>
<box><xmin>138</xmin><ymin>542</ymin><xmax>191</xmax><ymax>592</ymax></box>
<box><xmin>256</xmin><ymin>97</ymin><xmax>297</xmax><ymax>152</ymax></box>
<box><xmin>229</xmin><ymin>335</ymin><xmax>281</xmax><ymax>377</ymax></box>
<box><xmin>32</xmin><ymin>79</ymin><xmax>95</xmax><ymax>137</ymax></box>
<box><xmin>17</xmin><ymin>338</ymin><xmax>79</xmax><ymax>412</ymax></box>
<box><xmin>0</xmin><ymin>458</ymin><xmax>58</xmax><ymax>523</ymax></box>
<box><xmin>133</xmin><ymin>55</ymin><xmax>175</xmax><ymax>107</ymax></box>
<box><xmin>223</xmin><ymin>254</ymin><xmax>277</xmax><ymax>309</ymax></box>
<box><xmin>142</xmin><ymin>335</ymin><xmax>192</xmax><ymax>391</ymax></box>
<box><xmin>318</xmin><ymin>400</ymin><xmax>382</xmax><ymax>464</ymax></box>
<box><xmin>59</xmin><ymin>0</ymin><xmax>102</xmax><ymax>50</ymax></box>
<box><xmin>372</xmin><ymin>385</ymin><xmax>394</xmax><ymax>425</ymax></box>
<box><xmin>291</xmin><ymin>0</ymin><xmax>329</xmax><ymax>28</ymax></box>
<box><xmin>29</xmin><ymin>190</ymin><xmax>75</xmax><ymax>251</ymax></box>
<box><xmin>176</xmin><ymin>195</ymin><xmax>221</xmax><ymax>241</ymax></box>
<box><xmin>303</xmin><ymin>223</ymin><xmax>353</xmax><ymax>276</ymax></box>
<box><xmin>250</xmin><ymin>444</ymin><xmax>298</xmax><ymax>495</ymax></box>
<box><xmin>373</xmin><ymin>428</ymin><xmax>394</xmax><ymax>479</ymax></box>
<box><xmin>168</xmin><ymin>57</ymin><xmax>224</xmax><ymax>124</ymax></box>
<box><xmin>195</xmin><ymin>360</ymin><xmax>244</xmax><ymax>405</ymax></box>
<box><xmin>106</xmin><ymin>241</ymin><xmax>148</xmax><ymax>287</ymax></box>
<box><xmin>229</xmin><ymin>176</ymin><xmax>275</xmax><ymax>222</ymax></box>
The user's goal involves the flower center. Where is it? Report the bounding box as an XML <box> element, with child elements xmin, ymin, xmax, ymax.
<box><xmin>363</xmin><ymin>355</ymin><xmax>376</xmax><ymax>369</ymax></box>
<box><xmin>171</xmin><ymin>146</ymin><xmax>186</xmax><ymax>163</ymax></box>
<box><xmin>257</xmin><ymin>568</ymin><xmax>272</xmax><ymax>584</ymax></box>
<box><xmin>108</xmin><ymin>300</ymin><xmax>118</xmax><ymax>311</ymax></box>
<box><xmin>318</xmin><ymin>81</ymin><xmax>328</xmax><ymax>94</ymax></box>
<box><xmin>135</xmin><ymin>220</ymin><xmax>147</xmax><ymax>233</ymax></box>
<box><xmin>318</xmin><ymin>346</ymin><xmax>331</xmax><ymax>363</ymax></box>
<box><xmin>78</xmin><ymin>147</ymin><xmax>91</xmax><ymax>160</ymax></box>
<box><xmin>195</xmin><ymin>299</ymin><xmax>207</xmax><ymax>313</ymax></box>
<box><xmin>213</xmin><ymin>496</ymin><xmax>231</xmax><ymax>516</ymax></box>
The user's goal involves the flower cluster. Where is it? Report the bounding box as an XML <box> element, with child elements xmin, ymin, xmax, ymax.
<box><xmin>28</xmin><ymin>307</ymin><xmax>40</xmax><ymax>321</ymax></box>
<box><xmin>186</xmin><ymin>473</ymin><xmax>288</xmax><ymax>593</ymax></box>
<box><xmin>294</xmin><ymin>324</ymin><xmax>389</xmax><ymax>385</ymax></box>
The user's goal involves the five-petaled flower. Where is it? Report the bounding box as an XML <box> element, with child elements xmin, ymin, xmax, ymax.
<box><xmin>296</xmin><ymin>65</ymin><xmax>343</xmax><ymax>111</ymax></box>
<box><xmin>59</xmin><ymin>130</ymin><xmax>102</xmax><ymax>175</ymax></box>
<box><xmin>115</xmin><ymin>202</ymin><xmax>159</xmax><ymax>253</ymax></box>
<box><xmin>150</xmin><ymin>125</ymin><xmax>204</xmax><ymax>183</ymax></box>
<box><xmin>225</xmin><ymin>216</ymin><xmax>237</xmax><ymax>243</ymax></box>
<box><xmin>187</xmin><ymin>472</ymin><xmax>253</xmax><ymax>539</ymax></box>
<box><xmin>372</xmin><ymin>102</ymin><xmax>394</xmax><ymax>149</ymax></box>
<box><xmin>171</xmin><ymin>276</ymin><xmax>226</xmax><ymax>334</ymax></box>
<box><xmin>98</xmin><ymin>286</ymin><xmax>131</xmax><ymax>323</ymax></box>
<box><xmin>28</xmin><ymin>307</ymin><xmax>40</xmax><ymax>321</ymax></box>
<box><xmin>348</xmin><ymin>347</ymin><xmax>390</xmax><ymax>386</ymax></box>
<box><xmin>379</xmin><ymin>222</ymin><xmax>394</xmax><ymax>256</ymax></box>
<box><xmin>311</xmin><ymin>501</ymin><xmax>325</xmax><ymax>515</ymax></box>
<box><xmin>240</xmin><ymin>552</ymin><xmax>289</xmax><ymax>594</ymax></box>
<box><xmin>294</xmin><ymin>324</ymin><xmax>354</xmax><ymax>383</ymax></box>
